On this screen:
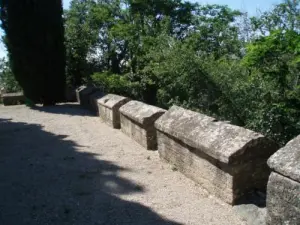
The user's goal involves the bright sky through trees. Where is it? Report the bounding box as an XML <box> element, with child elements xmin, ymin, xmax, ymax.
<box><xmin>0</xmin><ymin>0</ymin><xmax>282</xmax><ymax>58</ymax></box>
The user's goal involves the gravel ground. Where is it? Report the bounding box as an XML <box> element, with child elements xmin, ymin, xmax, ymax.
<box><xmin>0</xmin><ymin>103</ymin><xmax>262</xmax><ymax>225</ymax></box>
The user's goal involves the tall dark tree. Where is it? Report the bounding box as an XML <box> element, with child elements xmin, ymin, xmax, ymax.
<box><xmin>0</xmin><ymin>0</ymin><xmax>66</xmax><ymax>105</ymax></box>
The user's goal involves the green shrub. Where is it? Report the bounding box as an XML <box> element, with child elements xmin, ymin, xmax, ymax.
<box><xmin>0</xmin><ymin>58</ymin><xmax>21</xmax><ymax>93</ymax></box>
<box><xmin>91</xmin><ymin>72</ymin><xmax>141</xmax><ymax>99</ymax></box>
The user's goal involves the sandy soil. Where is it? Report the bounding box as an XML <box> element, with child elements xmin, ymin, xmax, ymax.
<box><xmin>0</xmin><ymin>103</ymin><xmax>250</xmax><ymax>225</ymax></box>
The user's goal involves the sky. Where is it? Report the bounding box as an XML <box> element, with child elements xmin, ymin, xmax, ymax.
<box><xmin>63</xmin><ymin>0</ymin><xmax>281</xmax><ymax>14</ymax></box>
<box><xmin>0</xmin><ymin>0</ymin><xmax>281</xmax><ymax>58</ymax></box>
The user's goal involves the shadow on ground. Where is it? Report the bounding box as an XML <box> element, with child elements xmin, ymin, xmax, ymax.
<box><xmin>30</xmin><ymin>104</ymin><xmax>96</xmax><ymax>117</ymax></box>
<box><xmin>0</xmin><ymin>118</ymin><xmax>181</xmax><ymax>225</ymax></box>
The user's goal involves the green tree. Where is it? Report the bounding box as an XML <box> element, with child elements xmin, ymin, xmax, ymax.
<box><xmin>241</xmin><ymin>0</ymin><xmax>300</xmax><ymax>144</ymax></box>
<box><xmin>244</xmin><ymin>30</ymin><xmax>299</xmax><ymax>95</ymax></box>
<box><xmin>0</xmin><ymin>58</ymin><xmax>21</xmax><ymax>93</ymax></box>
<box><xmin>242</xmin><ymin>30</ymin><xmax>300</xmax><ymax>144</ymax></box>
<box><xmin>65</xmin><ymin>0</ymin><xmax>101</xmax><ymax>87</ymax></box>
<box><xmin>251</xmin><ymin>0</ymin><xmax>300</xmax><ymax>35</ymax></box>
<box><xmin>0</xmin><ymin>0</ymin><xmax>66</xmax><ymax>105</ymax></box>
<box><xmin>186</xmin><ymin>4</ymin><xmax>243</xmax><ymax>59</ymax></box>
<box><xmin>68</xmin><ymin>0</ymin><xmax>300</xmax><ymax>145</ymax></box>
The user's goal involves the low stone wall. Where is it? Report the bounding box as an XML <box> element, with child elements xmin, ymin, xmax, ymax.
<box><xmin>97</xmin><ymin>94</ymin><xmax>130</xmax><ymax>129</ymax></box>
<box><xmin>155</xmin><ymin>105</ymin><xmax>279</xmax><ymax>205</ymax></box>
<box><xmin>75</xmin><ymin>86</ymin><xmax>86</xmax><ymax>104</ymax></box>
<box><xmin>119</xmin><ymin>101</ymin><xmax>166</xmax><ymax>150</ymax></box>
<box><xmin>88</xmin><ymin>91</ymin><xmax>104</xmax><ymax>114</ymax></box>
<box><xmin>76</xmin><ymin>86</ymin><xmax>100</xmax><ymax>108</ymax></box>
<box><xmin>74</xmin><ymin>91</ymin><xmax>300</xmax><ymax>224</ymax></box>
<box><xmin>266</xmin><ymin>135</ymin><xmax>300</xmax><ymax>225</ymax></box>
<box><xmin>2</xmin><ymin>93</ymin><xmax>25</xmax><ymax>106</ymax></box>
<box><xmin>65</xmin><ymin>87</ymin><xmax>77</xmax><ymax>102</ymax></box>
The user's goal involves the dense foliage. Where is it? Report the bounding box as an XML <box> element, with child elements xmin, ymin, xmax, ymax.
<box><xmin>0</xmin><ymin>0</ymin><xmax>299</xmax><ymax>145</ymax></box>
<box><xmin>0</xmin><ymin>58</ymin><xmax>21</xmax><ymax>93</ymax></box>
<box><xmin>0</xmin><ymin>0</ymin><xmax>66</xmax><ymax>105</ymax></box>
<box><xmin>63</xmin><ymin>0</ymin><xmax>299</xmax><ymax>145</ymax></box>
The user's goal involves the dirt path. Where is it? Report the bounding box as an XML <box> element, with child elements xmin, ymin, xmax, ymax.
<box><xmin>0</xmin><ymin>104</ymin><xmax>247</xmax><ymax>225</ymax></box>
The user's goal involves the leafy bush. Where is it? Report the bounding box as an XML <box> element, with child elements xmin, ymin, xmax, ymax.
<box><xmin>0</xmin><ymin>58</ymin><xmax>21</xmax><ymax>93</ymax></box>
<box><xmin>91</xmin><ymin>72</ymin><xmax>141</xmax><ymax>99</ymax></box>
<box><xmin>65</xmin><ymin>0</ymin><xmax>300</xmax><ymax>145</ymax></box>
<box><xmin>204</xmin><ymin>58</ymin><xmax>300</xmax><ymax>145</ymax></box>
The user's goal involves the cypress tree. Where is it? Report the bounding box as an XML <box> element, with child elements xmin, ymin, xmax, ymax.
<box><xmin>0</xmin><ymin>0</ymin><xmax>66</xmax><ymax>105</ymax></box>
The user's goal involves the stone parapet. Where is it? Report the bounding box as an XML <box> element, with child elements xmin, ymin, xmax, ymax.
<box><xmin>2</xmin><ymin>93</ymin><xmax>25</xmax><ymax>106</ymax></box>
<box><xmin>266</xmin><ymin>135</ymin><xmax>300</xmax><ymax>225</ymax></box>
<box><xmin>75</xmin><ymin>86</ymin><xmax>86</xmax><ymax>104</ymax></box>
<box><xmin>119</xmin><ymin>101</ymin><xmax>166</xmax><ymax>150</ymax></box>
<box><xmin>88</xmin><ymin>91</ymin><xmax>104</xmax><ymax>114</ymax></box>
<box><xmin>97</xmin><ymin>94</ymin><xmax>130</xmax><ymax>129</ymax></box>
<box><xmin>155</xmin><ymin>105</ymin><xmax>279</xmax><ymax>204</ymax></box>
<box><xmin>76</xmin><ymin>86</ymin><xmax>100</xmax><ymax>108</ymax></box>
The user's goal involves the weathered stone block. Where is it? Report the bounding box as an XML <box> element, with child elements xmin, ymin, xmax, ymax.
<box><xmin>155</xmin><ymin>105</ymin><xmax>279</xmax><ymax>204</ymax></box>
<box><xmin>76</xmin><ymin>86</ymin><xmax>100</xmax><ymax>108</ymax></box>
<box><xmin>75</xmin><ymin>86</ymin><xmax>86</xmax><ymax>104</ymax></box>
<box><xmin>65</xmin><ymin>87</ymin><xmax>77</xmax><ymax>102</ymax></box>
<box><xmin>119</xmin><ymin>101</ymin><xmax>166</xmax><ymax>150</ymax></box>
<box><xmin>2</xmin><ymin>93</ymin><xmax>25</xmax><ymax>106</ymax></box>
<box><xmin>266</xmin><ymin>135</ymin><xmax>300</xmax><ymax>225</ymax></box>
<box><xmin>97</xmin><ymin>94</ymin><xmax>130</xmax><ymax>129</ymax></box>
<box><xmin>266</xmin><ymin>172</ymin><xmax>300</xmax><ymax>225</ymax></box>
<box><xmin>88</xmin><ymin>91</ymin><xmax>105</xmax><ymax>114</ymax></box>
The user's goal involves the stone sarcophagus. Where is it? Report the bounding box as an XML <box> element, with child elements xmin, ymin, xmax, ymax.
<box><xmin>155</xmin><ymin>106</ymin><xmax>279</xmax><ymax>204</ymax></box>
<box><xmin>75</xmin><ymin>86</ymin><xmax>86</xmax><ymax>104</ymax></box>
<box><xmin>88</xmin><ymin>91</ymin><xmax>104</xmax><ymax>114</ymax></box>
<box><xmin>119</xmin><ymin>101</ymin><xmax>166</xmax><ymax>150</ymax></box>
<box><xmin>266</xmin><ymin>135</ymin><xmax>300</xmax><ymax>225</ymax></box>
<box><xmin>65</xmin><ymin>87</ymin><xmax>77</xmax><ymax>102</ymax></box>
<box><xmin>97</xmin><ymin>94</ymin><xmax>130</xmax><ymax>129</ymax></box>
<box><xmin>76</xmin><ymin>86</ymin><xmax>100</xmax><ymax>108</ymax></box>
<box><xmin>2</xmin><ymin>93</ymin><xmax>25</xmax><ymax>106</ymax></box>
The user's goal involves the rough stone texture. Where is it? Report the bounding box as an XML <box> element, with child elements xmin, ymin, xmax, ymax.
<box><xmin>155</xmin><ymin>106</ymin><xmax>279</xmax><ymax>205</ymax></box>
<box><xmin>76</xmin><ymin>86</ymin><xmax>100</xmax><ymax>108</ymax></box>
<box><xmin>266</xmin><ymin>135</ymin><xmax>300</xmax><ymax>225</ymax></box>
<box><xmin>88</xmin><ymin>91</ymin><xmax>105</xmax><ymax>114</ymax></box>
<box><xmin>266</xmin><ymin>172</ymin><xmax>300</xmax><ymax>225</ymax></box>
<box><xmin>119</xmin><ymin>101</ymin><xmax>166</xmax><ymax>150</ymax></box>
<box><xmin>268</xmin><ymin>135</ymin><xmax>300</xmax><ymax>182</ymax></box>
<box><xmin>2</xmin><ymin>92</ymin><xmax>25</xmax><ymax>106</ymax></box>
<box><xmin>97</xmin><ymin>94</ymin><xmax>130</xmax><ymax>129</ymax></box>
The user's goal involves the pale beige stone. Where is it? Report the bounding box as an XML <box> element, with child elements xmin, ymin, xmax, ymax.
<box><xmin>266</xmin><ymin>172</ymin><xmax>300</xmax><ymax>225</ymax></box>
<box><xmin>97</xmin><ymin>94</ymin><xmax>130</xmax><ymax>129</ymax></box>
<box><xmin>155</xmin><ymin>105</ymin><xmax>279</xmax><ymax>204</ymax></box>
<box><xmin>266</xmin><ymin>135</ymin><xmax>300</xmax><ymax>225</ymax></box>
<box><xmin>75</xmin><ymin>86</ymin><xmax>86</xmax><ymax>104</ymax></box>
<box><xmin>119</xmin><ymin>101</ymin><xmax>165</xmax><ymax>150</ymax></box>
<box><xmin>76</xmin><ymin>86</ymin><xmax>100</xmax><ymax>108</ymax></box>
<box><xmin>268</xmin><ymin>135</ymin><xmax>300</xmax><ymax>182</ymax></box>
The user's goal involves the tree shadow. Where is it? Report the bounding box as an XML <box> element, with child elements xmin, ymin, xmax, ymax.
<box><xmin>0</xmin><ymin>118</ymin><xmax>181</xmax><ymax>225</ymax></box>
<box><xmin>30</xmin><ymin>103</ymin><xmax>97</xmax><ymax>117</ymax></box>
